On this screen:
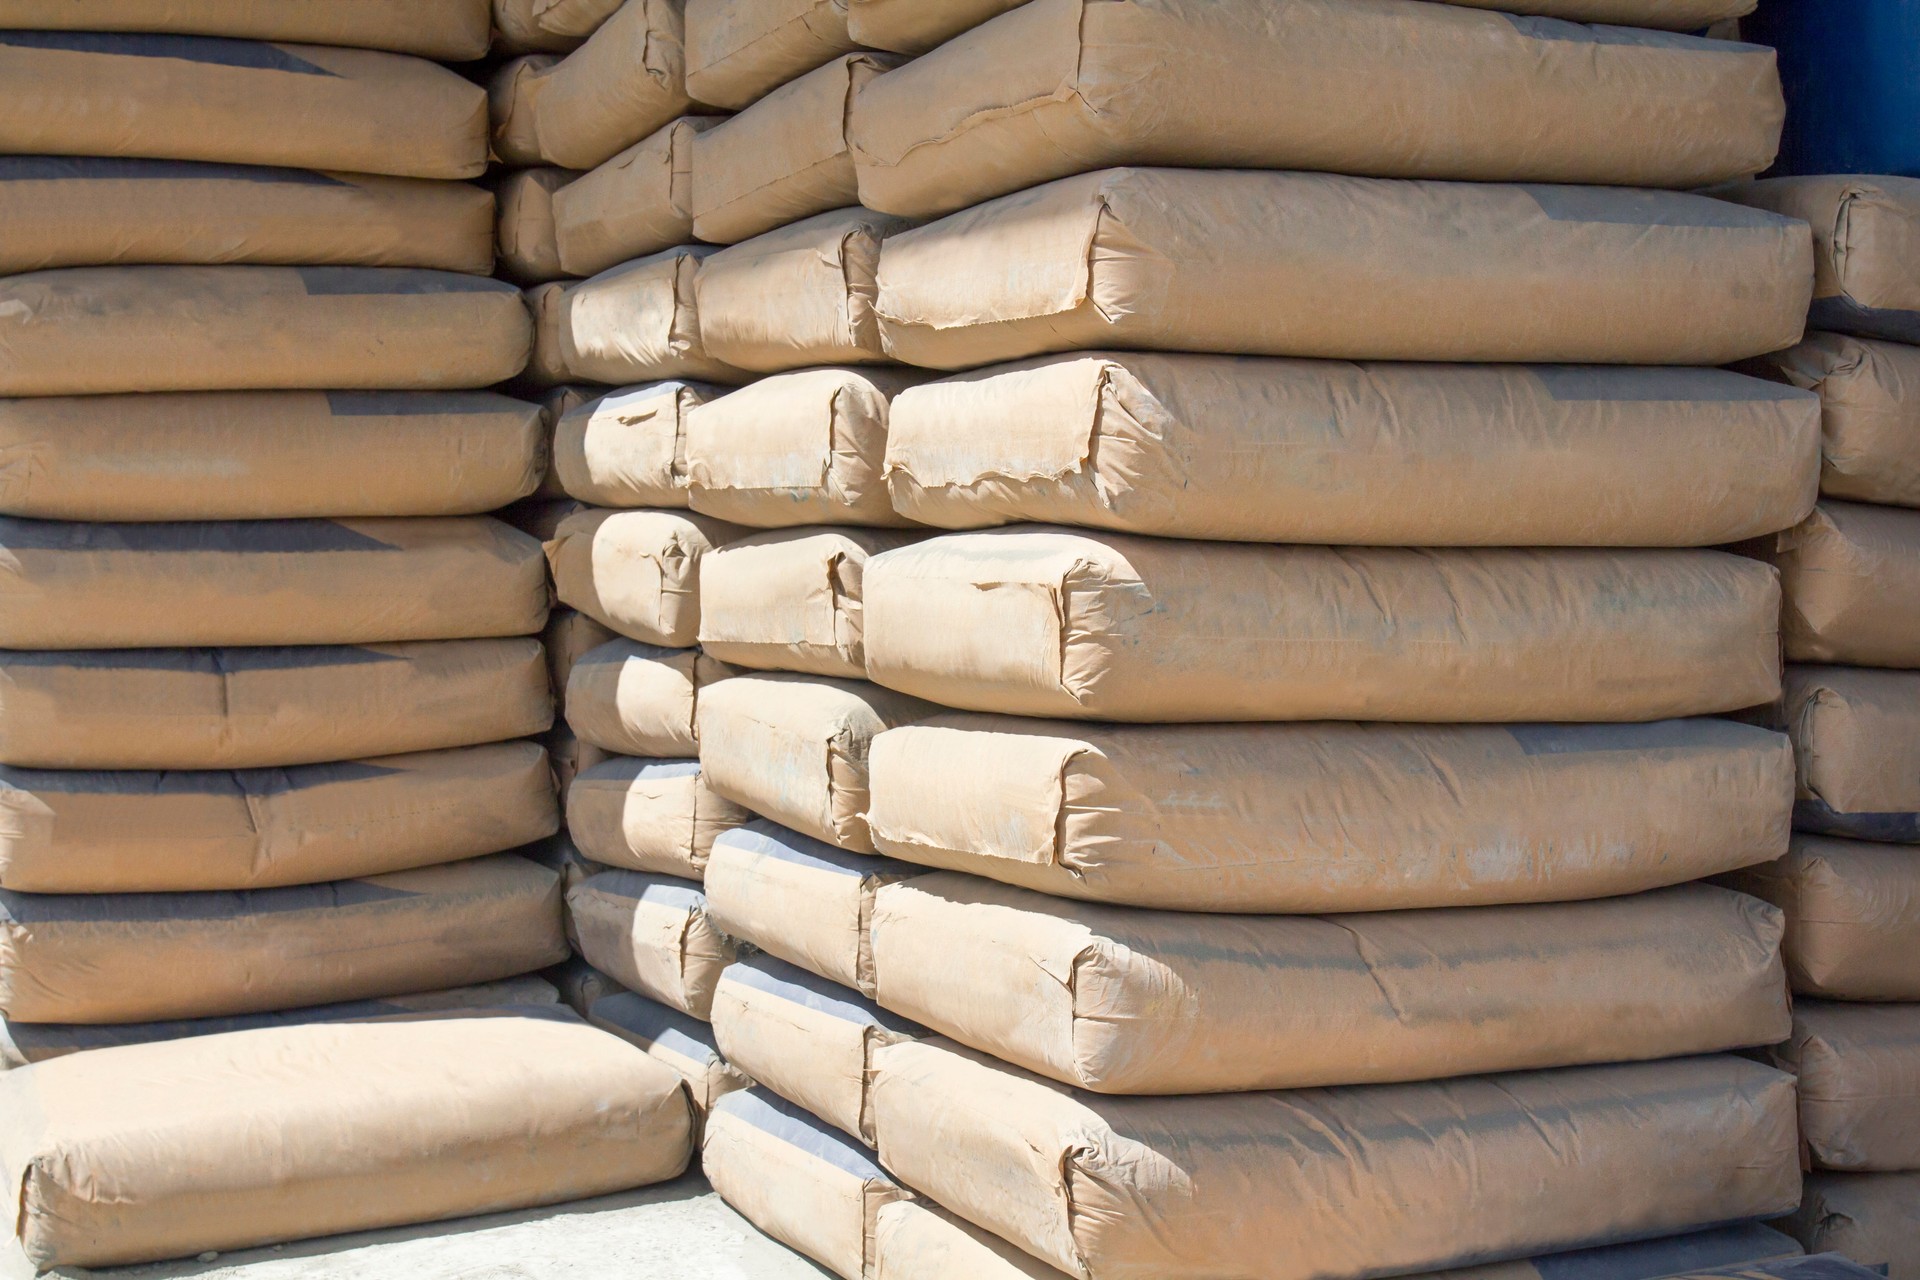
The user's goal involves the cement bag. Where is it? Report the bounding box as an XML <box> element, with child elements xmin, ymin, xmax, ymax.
<box><xmin>874</xmin><ymin>169</ymin><xmax>1814</xmax><ymax>370</ymax></box>
<box><xmin>1719</xmin><ymin>177</ymin><xmax>1920</xmax><ymax>346</ymax></box>
<box><xmin>704</xmin><ymin>821</ymin><xmax>920</xmax><ymax>993</ymax></box>
<box><xmin>1721</xmin><ymin>835</ymin><xmax>1920</xmax><ymax>1001</ymax></box>
<box><xmin>566</xmin><ymin>870</ymin><xmax>735</xmax><ymax>1017</ymax></box>
<box><xmin>494</xmin><ymin>0</ymin><xmax>627</xmax><ymax>52</ymax></box>
<box><xmin>558</xmin><ymin>247</ymin><xmax>749</xmax><ymax>385</ymax></box>
<box><xmin>544</xmin><ymin>507</ymin><xmax>743</xmax><ymax>645</ymax></box>
<box><xmin>0</xmin><ymin>157</ymin><xmax>493</xmax><ymax>276</ymax></box>
<box><xmin>1781</xmin><ymin>1175</ymin><xmax>1920</xmax><ymax>1280</ymax></box>
<box><xmin>845</xmin><ymin>0</ymin><xmax>1028</xmax><ymax>54</ymax></box>
<box><xmin>566</xmin><ymin>756</ymin><xmax>748</xmax><ymax>878</ymax></box>
<box><xmin>0</xmin><ymin>266</ymin><xmax>532</xmax><ymax>397</ymax></box>
<box><xmin>850</xmin><ymin>0</ymin><xmax>1781</xmax><ymax>222</ymax></box>
<box><xmin>1785</xmin><ymin>666</ymin><xmax>1920</xmax><ymax>841</ymax></box>
<box><xmin>0</xmin><ymin>516</ymin><xmax>549</xmax><ymax>650</ymax></box>
<box><xmin>588</xmin><ymin>990</ymin><xmax>750</xmax><ymax>1119</ymax></box>
<box><xmin>1441</xmin><ymin>1</ymin><xmax>1755</xmax><ymax>29</ymax></box>
<box><xmin>553</xmin><ymin>116</ymin><xmax>724</xmax><ymax>277</ymax></box>
<box><xmin>531</xmin><ymin>385</ymin><xmax>597</xmax><ymax>500</ymax></box>
<box><xmin>870</xmin><ymin>1039</ymin><xmax>1800</xmax><ymax>1280</ymax></box>
<box><xmin>866</xmin><ymin>717</ymin><xmax>1793</xmax><ymax>914</ymax></box>
<box><xmin>0</xmin><ymin>742</ymin><xmax>560</xmax><ymax>894</ymax></box>
<box><xmin>0</xmin><ymin>855</ymin><xmax>567</xmax><ymax>1025</ymax></box>
<box><xmin>0</xmin><ymin>976</ymin><xmax>560</xmax><ymax>1067</ymax></box>
<box><xmin>521</xmin><ymin>833</ymin><xmax>609</xmax><ymax>894</ymax></box>
<box><xmin>870</xmin><ymin>876</ymin><xmax>1788</xmax><ymax>1094</ymax></box>
<box><xmin>548</xmin><ymin>955</ymin><xmax>622</xmax><ymax>1014</ymax></box>
<box><xmin>554</xmin><ymin>380</ymin><xmax>720</xmax><ymax>507</ymax></box>
<box><xmin>1773</xmin><ymin>1002</ymin><xmax>1920</xmax><ymax>1173</ymax></box>
<box><xmin>1769</xmin><ymin>502</ymin><xmax>1920</xmax><ymax>667</ymax></box>
<box><xmin>885</xmin><ymin>354</ymin><xmax>1820</xmax><ymax>546</ymax></box>
<box><xmin>1753</xmin><ymin>335</ymin><xmax>1920</xmax><ymax>509</ymax></box>
<box><xmin>497</xmin><ymin>168</ymin><xmax>576</xmax><ymax>285</ymax></box>
<box><xmin>567</xmin><ymin>639</ymin><xmax>737</xmax><ymax>756</ymax></box>
<box><xmin>692</xmin><ymin>54</ymin><xmax>902</xmax><ymax>244</ymax></box>
<box><xmin>545</xmin><ymin>722</ymin><xmax>609</xmax><ymax>795</ymax></box>
<box><xmin>695</xmin><ymin>207</ymin><xmax>915</xmax><ymax>372</ymax></box>
<box><xmin>522</xmin><ymin>281</ymin><xmax>572</xmax><ymax>387</ymax></box>
<box><xmin>685</xmin><ymin>0</ymin><xmax>859</xmax><ymax>109</ymax></box>
<box><xmin>0</xmin><ymin>1012</ymin><xmax>692</xmax><ymax>1270</ymax></box>
<box><xmin>0</xmin><ymin>639</ymin><xmax>554</xmax><ymax>772</ymax></box>
<box><xmin>699</xmin><ymin>528</ymin><xmax>925</xmax><ymax>678</ymax></box>
<box><xmin>862</xmin><ymin>531</ymin><xmax>1783</xmax><ymax>723</ymax></box>
<box><xmin>687</xmin><ymin>366</ymin><xmax>927</xmax><ymax>528</ymax></box>
<box><xmin>0</xmin><ymin>33</ymin><xmax>488</xmax><ymax>179</ymax></box>
<box><xmin>1395</xmin><ymin>1227</ymin><xmax>1804</xmax><ymax>1280</ymax></box>
<box><xmin>0</xmin><ymin>1</ymin><xmax>495</xmax><ymax>60</ymax></box>
<box><xmin>874</xmin><ymin>1200</ymin><xmax>1074</xmax><ymax>1280</ymax></box>
<box><xmin>490</xmin><ymin>0</ymin><xmax>693</xmax><ymax>169</ymax></box>
<box><xmin>0</xmin><ymin>391</ymin><xmax>544</xmax><ymax>522</ymax></box>
<box><xmin>696</xmin><ymin>674</ymin><xmax>935</xmax><ymax>851</ymax></box>
<box><xmin>712</xmin><ymin>955</ymin><xmax>922</xmax><ymax>1144</ymax></box>
<box><xmin>703</xmin><ymin>1087</ymin><xmax>909</xmax><ymax>1280</ymax></box>
<box><xmin>546</xmin><ymin>607</ymin><xmax>617</xmax><ymax>699</ymax></box>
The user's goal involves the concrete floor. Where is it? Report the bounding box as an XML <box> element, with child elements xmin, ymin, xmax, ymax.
<box><xmin>5</xmin><ymin>1175</ymin><xmax>830</xmax><ymax>1280</ymax></box>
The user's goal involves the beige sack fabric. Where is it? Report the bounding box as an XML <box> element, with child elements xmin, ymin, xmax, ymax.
<box><xmin>697</xmin><ymin>674</ymin><xmax>934</xmax><ymax>851</ymax></box>
<box><xmin>566</xmin><ymin>756</ymin><xmax>748</xmax><ymax>878</ymax></box>
<box><xmin>1752</xmin><ymin>335</ymin><xmax>1920</xmax><ymax>509</ymax></box>
<box><xmin>531</xmin><ymin>386</ymin><xmax>596</xmax><ymax>499</ymax></box>
<box><xmin>522</xmin><ymin>833</ymin><xmax>609</xmax><ymax>896</ymax></box>
<box><xmin>0</xmin><ymin>33</ymin><xmax>488</xmax><ymax>178</ymax></box>
<box><xmin>0</xmin><ymin>1012</ymin><xmax>692</xmax><ymax>1270</ymax></box>
<box><xmin>885</xmin><ymin>354</ymin><xmax>1820</xmax><ymax>545</ymax></box>
<box><xmin>522</xmin><ymin>281</ymin><xmax>573</xmax><ymax>387</ymax></box>
<box><xmin>869</xmin><ymin>876</ymin><xmax>1787</xmax><ymax>1095</ymax></box>
<box><xmin>703</xmin><ymin>1087</ymin><xmax>909</xmax><ymax>1280</ymax></box>
<box><xmin>0</xmin><ymin>1</ymin><xmax>495</xmax><ymax>59</ymax></box>
<box><xmin>874</xmin><ymin>1200</ymin><xmax>1073</xmax><ymax>1280</ymax></box>
<box><xmin>546</xmin><ymin>607</ymin><xmax>617</xmax><ymax>698</ymax></box>
<box><xmin>871</xmin><ymin>1039</ymin><xmax>1800</xmax><ymax>1280</ymax></box>
<box><xmin>544</xmin><ymin>507</ymin><xmax>742</xmax><ymax>645</ymax></box>
<box><xmin>0</xmin><ymin>266</ymin><xmax>532</xmax><ymax>397</ymax></box>
<box><xmin>1718</xmin><ymin>176</ymin><xmax>1920</xmax><ymax>346</ymax></box>
<box><xmin>692</xmin><ymin>54</ymin><xmax>901</xmax><ymax>244</ymax></box>
<box><xmin>695</xmin><ymin>207</ymin><xmax>914</xmax><ymax>373</ymax></box>
<box><xmin>704</xmin><ymin>821</ymin><xmax>919</xmax><ymax>994</ymax></box>
<box><xmin>1781</xmin><ymin>1174</ymin><xmax>1920</xmax><ymax>1280</ymax></box>
<box><xmin>489</xmin><ymin>0</ymin><xmax>693</xmax><ymax>169</ymax></box>
<box><xmin>850</xmin><ymin>0</ymin><xmax>1781</xmax><ymax>221</ymax></box>
<box><xmin>553</xmin><ymin>116</ymin><xmax>724</xmax><ymax>277</ymax></box>
<box><xmin>0</xmin><ymin>639</ymin><xmax>553</xmax><ymax>773</ymax></box>
<box><xmin>0</xmin><ymin>742</ymin><xmax>560</xmax><ymax>894</ymax></box>
<box><xmin>874</xmin><ymin>169</ymin><xmax>1812</xmax><ymax>370</ymax></box>
<box><xmin>863</xmin><ymin>531</ymin><xmax>1782</xmax><ymax>723</ymax></box>
<box><xmin>0</xmin><ymin>516</ymin><xmax>549</xmax><ymax>650</ymax></box>
<box><xmin>497</xmin><ymin>168</ymin><xmax>576</xmax><ymax>285</ymax></box>
<box><xmin>1773</xmin><ymin>1002</ymin><xmax>1920</xmax><ymax>1173</ymax></box>
<box><xmin>685</xmin><ymin>0</ymin><xmax>860</xmax><ymax>109</ymax></box>
<box><xmin>545</xmin><ymin>722</ymin><xmax>609</xmax><ymax>795</ymax></box>
<box><xmin>494</xmin><ymin>0</ymin><xmax>628</xmax><ymax>52</ymax></box>
<box><xmin>1721</xmin><ymin>835</ymin><xmax>1920</xmax><ymax>1001</ymax></box>
<box><xmin>699</xmin><ymin>528</ymin><xmax>924</xmax><ymax>678</ymax></box>
<box><xmin>1784</xmin><ymin>665</ymin><xmax>1920</xmax><ymax>841</ymax></box>
<box><xmin>866</xmin><ymin>717</ymin><xmax>1792</xmax><ymax>914</ymax></box>
<box><xmin>548</xmin><ymin>955</ymin><xmax>622</xmax><ymax>1015</ymax></box>
<box><xmin>557</xmin><ymin>247</ymin><xmax>749</xmax><ymax>385</ymax></box>
<box><xmin>0</xmin><ymin>158</ymin><xmax>493</xmax><ymax>276</ymax></box>
<box><xmin>566</xmin><ymin>870</ymin><xmax>736</xmax><ymax>1018</ymax></box>
<box><xmin>1769</xmin><ymin>501</ymin><xmax>1920</xmax><ymax>667</ymax></box>
<box><xmin>0</xmin><ymin>391</ymin><xmax>544</xmax><ymax>522</ymax></box>
<box><xmin>711</xmin><ymin>955</ymin><xmax>922</xmax><ymax>1143</ymax></box>
<box><xmin>687</xmin><ymin>366</ymin><xmax>925</xmax><ymax>528</ymax></box>
<box><xmin>554</xmin><ymin>380</ymin><xmax>719</xmax><ymax>507</ymax></box>
<box><xmin>568</xmin><ymin>639</ymin><xmax>735</xmax><ymax>756</ymax></box>
<box><xmin>0</xmin><ymin>855</ymin><xmax>567</xmax><ymax>1025</ymax></box>
<box><xmin>1442</xmin><ymin>1</ymin><xmax>1756</xmax><ymax>28</ymax></box>
<box><xmin>588</xmin><ymin>990</ymin><xmax>750</xmax><ymax>1119</ymax></box>
<box><xmin>845</xmin><ymin>0</ymin><xmax>1027</xmax><ymax>54</ymax></box>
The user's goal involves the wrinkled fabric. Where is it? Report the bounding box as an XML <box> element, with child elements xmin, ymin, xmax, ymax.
<box><xmin>556</xmin><ymin>247</ymin><xmax>748</xmax><ymax>385</ymax></box>
<box><xmin>1750</xmin><ymin>334</ymin><xmax>1920</xmax><ymax>508</ymax></box>
<box><xmin>567</xmin><ymin>638</ymin><xmax>735</xmax><ymax>756</ymax></box>
<box><xmin>1780</xmin><ymin>1173</ymin><xmax>1920</xmax><ymax>1280</ymax></box>
<box><xmin>1781</xmin><ymin>665</ymin><xmax>1920</xmax><ymax>840</ymax></box>
<box><xmin>1718</xmin><ymin>176</ymin><xmax>1920</xmax><ymax>344</ymax></box>
<box><xmin>496</xmin><ymin>167</ymin><xmax>576</xmax><ymax>284</ymax></box>
<box><xmin>1773</xmin><ymin>1002</ymin><xmax>1920</xmax><ymax>1172</ymax></box>
<box><xmin>1720</xmin><ymin>834</ymin><xmax>1920</xmax><ymax>1000</ymax></box>
<box><xmin>553</xmin><ymin>116</ymin><xmax>723</xmax><ymax>277</ymax></box>
<box><xmin>0</xmin><ymin>0</ymin><xmax>495</xmax><ymax>58</ymax></box>
<box><xmin>1767</xmin><ymin>501</ymin><xmax>1920</xmax><ymax>667</ymax></box>
<box><xmin>567</xmin><ymin>869</ymin><xmax>735</xmax><ymax>1018</ymax></box>
<box><xmin>565</xmin><ymin>754</ymin><xmax>747</xmax><ymax>878</ymax></box>
<box><xmin>544</xmin><ymin>506</ymin><xmax>743</xmax><ymax>646</ymax></box>
<box><xmin>554</xmin><ymin>380</ymin><xmax>718</xmax><ymax>508</ymax></box>
<box><xmin>685</xmin><ymin>0</ymin><xmax>858</xmax><ymax>109</ymax></box>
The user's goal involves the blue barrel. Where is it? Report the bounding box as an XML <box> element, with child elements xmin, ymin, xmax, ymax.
<box><xmin>1745</xmin><ymin>0</ymin><xmax>1920</xmax><ymax>177</ymax></box>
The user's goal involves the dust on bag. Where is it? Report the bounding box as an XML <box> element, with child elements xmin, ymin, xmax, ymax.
<box><xmin>1783</xmin><ymin>665</ymin><xmax>1920</xmax><ymax>841</ymax></box>
<box><xmin>588</xmin><ymin>989</ymin><xmax>751</xmax><ymax>1124</ymax></box>
<box><xmin>1720</xmin><ymin>834</ymin><xmax>1920</xmax><ymax>1001</ymax></box>
<box><xmin>566</xmin><ymin>870</ymin><xmax>735</xmax><ymax>1018</ymax></box>
<box><xmin>0</xmin><ymin>0</ymin><xmax>496</xmax><ymax>59</ymax></box>
<box><xmin>0</xmin><ymin>266</ymin><xmax>533</xmax><ymax>396</ymax></box>
<box><xmin>872</xmin><ymin>169</ymin><xmax>1812</xmax><ymax>370</ymax></box>
<box><xmin>1779</xmin><ymin>1174</ymin><xmax>1920</xmax><ymax>1280</ymax></box>
<box><xmin>685</xmin><ymin>0</ymin><xmax>860</xmax><ymax>109</ymax></box>
<box><xmin>864</xmin><ymin>716</ymin><xmax>1794</xmax><ymax>914</ymax></box>
<box><xmin>567</xmin><ymin>639</ymin><xmax>735</xmax><ymax>757</ymax></box>
<box><xmin>543</xmin><ymin>506</ymin><xmax>743</xmax><ymax>646</ymax></box>
<box><xmin>496</xmin><ymin>168</ymin><xmax>577</xmax><ymax>285</ymax></box>
<box><xmin>553</xmin><ymin>380</ymin><xmax>720</xmax><ymax>508</ymax></box>
<box><xmin>556</xmin><ymin>247</ymin><xmax>749</xmax><ymax>385</ymax></box>
<box><xmin>0</xmin><ymin>854</ymin><xmax>569</xmax><ymax>1025</ymax></box>
<box><xmin>1773</xmin><ymin>1002</ymin><xmax>1920</xmax><ymax>1173</ymax></box>
<box><xmin>565</xmin><ymin>755</ymin><xmax>748</xmax><ymax>879</ymax></box>
<box><xmin>1750</xmin><ymin>334</ymin><xmax>1920</xmax><ymax>509</ymax></box>
<box><xmin>553</xmin><ymin>116</ymin><xmax>725</xmax><ymax>278</ymax></box>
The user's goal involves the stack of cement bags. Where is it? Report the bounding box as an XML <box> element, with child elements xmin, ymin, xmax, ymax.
<box><xmin>0</xmin><ymin>6</ymin><xmax>698</xmax><ymax>1269</ymax></box>
<box><xmin>1712</xmin><ymin>175</ymin><xmax>1920</xmax><ymax>1280</ymax></box>
<box><xmin>610</xmin><ymin>1</ymin><xmax>1855</xmax><ymax>1277</ymax></box>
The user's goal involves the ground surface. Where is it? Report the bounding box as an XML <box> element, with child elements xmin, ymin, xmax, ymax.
<box><xmin>3</xmin><ymin>1175</ymin><xmax>828</xmax><ymax>1280</ymax></box>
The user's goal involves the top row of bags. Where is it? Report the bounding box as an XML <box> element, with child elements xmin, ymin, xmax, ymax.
<box><xmin>0</xmin><ymin>0</ymin><xmax>1783</xmax><ymax>194</ymax></box>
